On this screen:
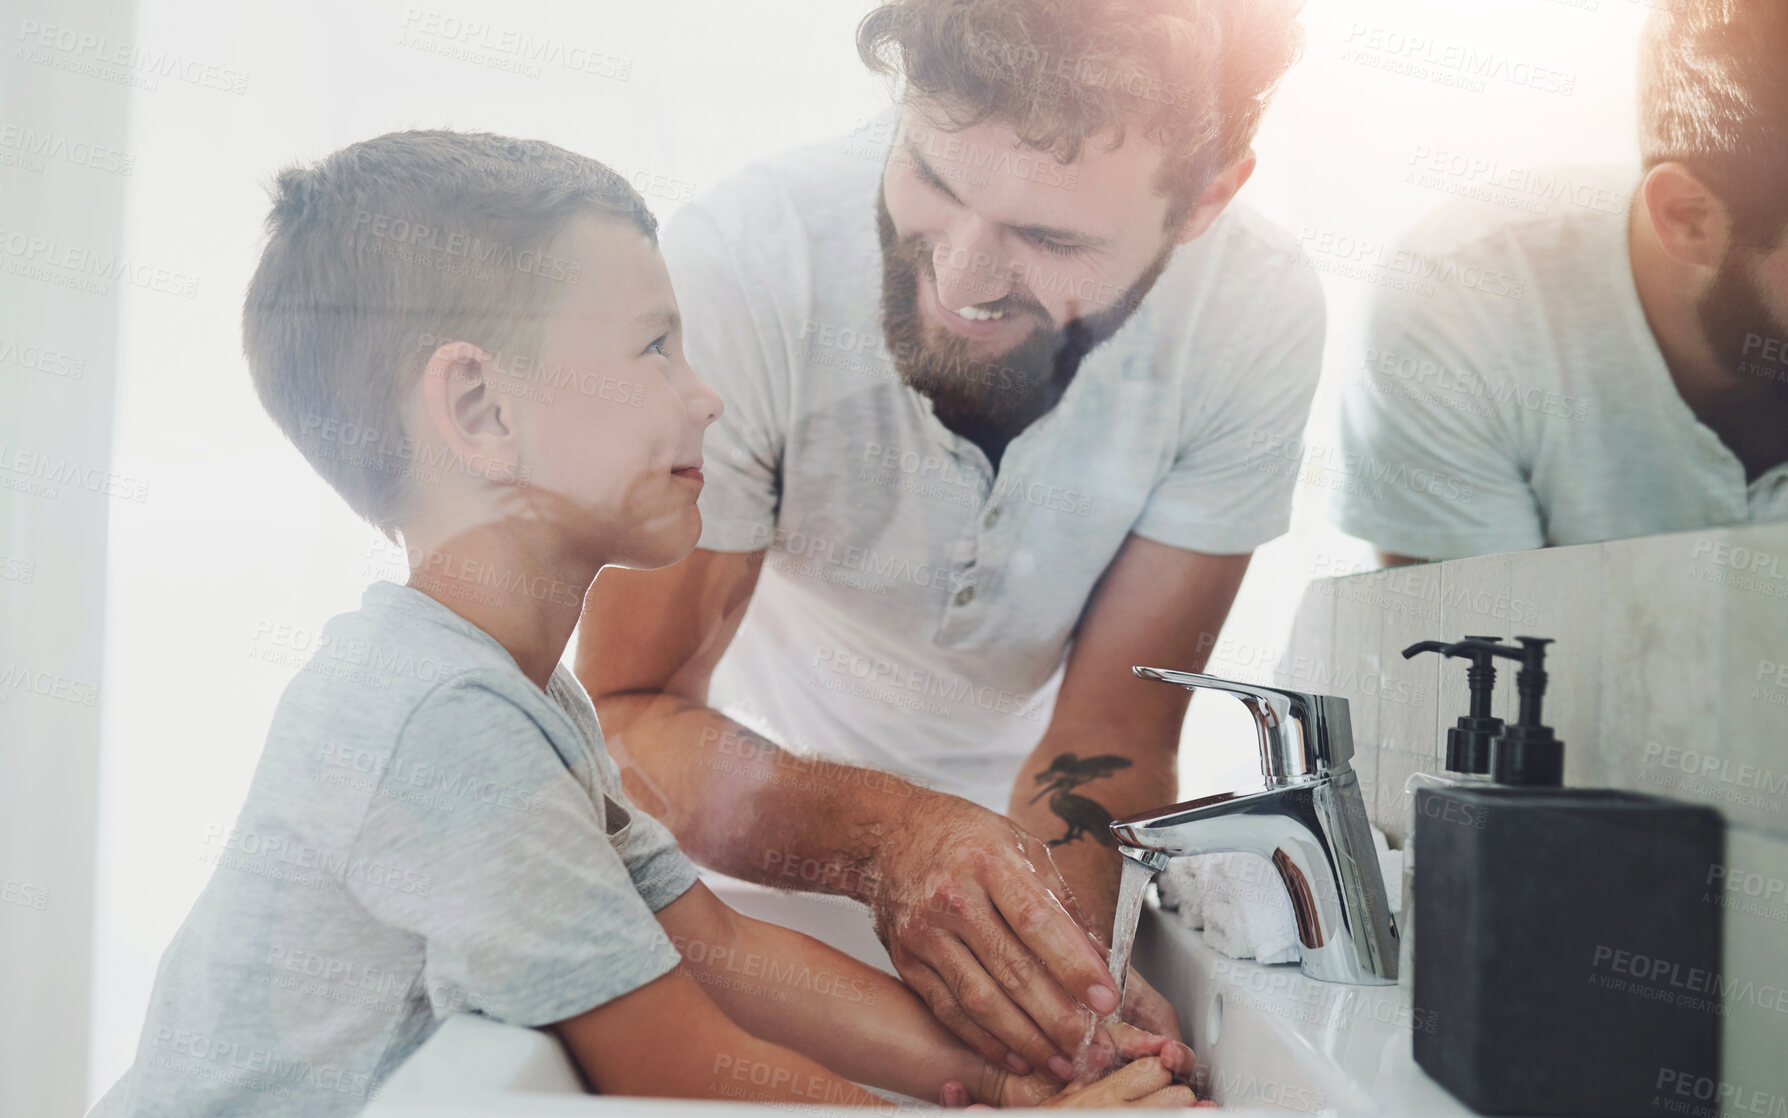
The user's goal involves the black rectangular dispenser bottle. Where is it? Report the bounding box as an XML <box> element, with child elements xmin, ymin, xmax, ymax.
<box><xmin>1411</xmin><ymin>637</ymin><xmax>1725</xmax><ymax>1116</ymax></box>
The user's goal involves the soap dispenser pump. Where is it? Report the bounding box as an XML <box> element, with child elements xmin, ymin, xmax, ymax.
<box><xmin>1452</xmin><ymin>635</ymin><xmax>1564</xmax><ymax>786</ymax></box>
<box><xmin>1396</xmin><ymin>636</ymin><xmax>1505</xmax><ymax>987</ymax></box>
<box><xmin>1402</xmin><ymin>634</ymin><xmax>1505</xmax><ymax>777</ymax></box>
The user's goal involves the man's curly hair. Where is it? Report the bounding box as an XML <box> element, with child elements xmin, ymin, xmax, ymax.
<box><xmin>857</xmin><ymin>0</ymin><xmax>1305</xmax><ymax>224</ymax></box>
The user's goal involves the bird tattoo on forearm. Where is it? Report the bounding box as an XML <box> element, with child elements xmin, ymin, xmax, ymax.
<box><xmin>1029</xmin><ymin>752</ymin><xmax>1134</xmax><ymax>847</ymax></box>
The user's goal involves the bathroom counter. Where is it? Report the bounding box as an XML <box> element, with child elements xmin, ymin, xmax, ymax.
<box><xmin>370</xmin><ymin>881</ymin><xmax>1561</xmax><ymax>1116</ymax></box>
<box><xmin>1134</xmin><ymin>899</ymin><xmax>1472</xmax><ymax>1115</ymax></box>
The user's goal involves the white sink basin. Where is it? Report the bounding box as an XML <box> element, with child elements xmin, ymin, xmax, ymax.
<box><xmin>371</xmin><ymin>877</ymin><xmax>1471</xmax><ymax>1116</ymax></box>
<box><xmin>1131</xmin><ymin>899</ymin><xmax>1472</xmax><ymax>1116</ymax></box>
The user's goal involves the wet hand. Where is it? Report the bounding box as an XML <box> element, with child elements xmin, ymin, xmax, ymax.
<box><xmin>1041</xmin><ymin>1050</ymin><xmax>1209</xmax><ymax>1109</ymax></box>
<box><xmin>868</xmin><ymin>791</ymin><xmax>1119</xmax><ymax>1080</ymax></box>
<box><xmin>941</xmin><ymin>1025</ymin><xmax>1204</xmax><ymax>1108</ymax></box>
<box><xmin>1119</xmin><ymin>969</ymin><xmax>1183</xmax><ymax>1043</ymax></box>
<box><xmin>1048</xmin><ymin>1028</ymin><xmax>1206</xmax><ymax>1109</ymax></box>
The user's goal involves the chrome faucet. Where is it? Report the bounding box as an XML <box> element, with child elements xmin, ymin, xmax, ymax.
<box><xmin>1110</xmin><ymin>668</ymin><xmax>1400</xmax><ymax>985</ymax></box>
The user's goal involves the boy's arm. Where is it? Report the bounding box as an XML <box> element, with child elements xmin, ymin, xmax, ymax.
<box><xmin>578</xmin><ymin>551</ymin><xmax>1119</xmax><ymax>1076</ymax></box>
<box><xmin>551</xmin><ymin>962</ymin><xmax>886</xmax><ymax>1106</ymax></box>
<box><xmin>649</xmin><ymin>881</ymin><xmax>1040</xmax><ymax>1105</ymax></box>
<box><xmin>553</xmin><ymin>926</ymin><xmax>1189</xmax><ymax>1110</ymax></box>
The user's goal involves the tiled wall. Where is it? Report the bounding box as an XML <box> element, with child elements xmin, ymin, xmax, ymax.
<box><xmin>1278</xmin><ymin>521</ymin><xmax>1788</xmax><ymax>1103</ymax></box>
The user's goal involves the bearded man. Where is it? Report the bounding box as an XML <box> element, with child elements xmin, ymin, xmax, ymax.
<box><xmin>578</xmin><ymin>0</ymin><xmax>1318</xmax><ymax>1086</ymax></box>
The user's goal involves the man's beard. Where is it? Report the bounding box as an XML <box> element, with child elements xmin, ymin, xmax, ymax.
<box><xmin>1699</xmin><ymin>248</ymin><xmax>1788</xmax><ymax>396</ymax></box>
<box><xmin>876</xmin><ymin>189</ymin><xmax>1171</xmax><ymax>439</ymax></box>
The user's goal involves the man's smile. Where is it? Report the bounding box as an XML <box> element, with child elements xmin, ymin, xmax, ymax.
<box><xmin>920</xmin><ymin>268</ymin><xmax>1037</xmax><ymax>345</ymax></box>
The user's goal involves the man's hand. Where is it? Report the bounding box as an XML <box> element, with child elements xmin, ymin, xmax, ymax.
<box><xmin>866</xmin><ymin>789</ymin><xmax>1120</xmax><ymax>1080</ymax></box>
<box><xmin>1120</xmin><ymin>969</ymin><xmax>1182</xmax><ymax>1044</ymax></box>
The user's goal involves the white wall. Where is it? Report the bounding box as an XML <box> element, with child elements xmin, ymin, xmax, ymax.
<box><xmin>1</xmin><ymin>0</ymin><xmax>134</xmax><ymax>1112</ymax></box>
<box><xmin>10</xmin><ymin>0</ymin><xmax>1662</xmax><ymax>1107</ymax></box>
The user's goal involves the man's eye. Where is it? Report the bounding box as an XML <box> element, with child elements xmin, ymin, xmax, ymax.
<box><xmin>910</xmin><ymin>163</ymin><xmax>958</xmax><ymax>203</ymax></box>
<box><xmin>645</xmin><ymin>334</ymin><xmax>669</xmax><ymax>357</ymax></box>
<box><xmin>1033</xmin><ymin>237</ymin><xmax>1084</xmax><ymax>258</ymax></box>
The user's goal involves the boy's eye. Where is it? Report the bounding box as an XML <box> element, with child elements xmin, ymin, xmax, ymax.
<box><xmin>645</xmin><ymin>334</ymin><xmax>670</xmax><ymax>357</ymax></box>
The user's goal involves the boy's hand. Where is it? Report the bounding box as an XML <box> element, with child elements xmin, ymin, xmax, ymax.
<box><xmin>866</xmin><ymin>791</ymin><xmax>1119</xmax><ymax>1079</ymax></box>
<box><xmin>939</xmin><ymin>1036</ymin><xmax>1209</xmax><ymax>1109</ymax></box>
<box><xmin>1041</xmin><ymin>1055</ymin><xmax>1207</xmax><ymax>1109</ymax></box>
<box><xmin>1067</xmin><ymin>1018</ymin><xmax>1182</xmax><ymax>1083</ymax></box>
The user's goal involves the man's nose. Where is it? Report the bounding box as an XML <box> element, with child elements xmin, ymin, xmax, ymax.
<box><xmin>931</xmin><ymin>219</ymin><xmax>1013</xmax><ymax>311</ymax></box>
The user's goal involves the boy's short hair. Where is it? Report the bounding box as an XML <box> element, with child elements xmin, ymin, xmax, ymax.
<box><xmin>1639</xmin><ymin>0</ymin><xmax>1788</xmax><ymax>249</ymax></box>
<box><xmin>855</xmin><ymin>0</ymin><xmax>1305</xmax><ymax>226</ymax></box>
<box><xmin>243</xmin><ymin>130</ymin><xmax>657</xmax><ymax>540</ymax></box>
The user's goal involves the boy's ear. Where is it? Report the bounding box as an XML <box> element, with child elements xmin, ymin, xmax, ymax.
<box><xmin>418</xmin><ymin>341</ymin><xmax>518</xmax><ymax>478</ymax></box>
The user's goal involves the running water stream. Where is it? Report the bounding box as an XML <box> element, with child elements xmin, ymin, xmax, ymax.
<box><xmin>1105</xmin><ymin>851</ymin><xmax>1162</xmax><ymax>1017</ymax></box>
<box><xmin>1071</xmin><ymin>850</ymin><xmax>1166</xmax><ymax>1081</ymax></box>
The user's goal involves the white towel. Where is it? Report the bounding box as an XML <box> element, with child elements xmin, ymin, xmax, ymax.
<box><xmin>1154</xmin><ymin>827</ymin><xmax>1402</xmax><ymax>966</ymax></box>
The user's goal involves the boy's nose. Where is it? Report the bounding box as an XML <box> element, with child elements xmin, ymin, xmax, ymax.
<box><xmin>688</xmin><ymin>373</ymin><xmax>723</xmax><ymax>426</ymax></box>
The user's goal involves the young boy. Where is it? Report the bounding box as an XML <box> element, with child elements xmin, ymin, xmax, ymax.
<box><xmin>90</xmin><ymin>130</ymin><xmax>1201</xmax><ymax>1115</ymax></box>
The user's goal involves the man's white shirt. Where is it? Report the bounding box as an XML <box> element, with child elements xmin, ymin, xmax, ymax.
<box><xmin>1336</xmin><ymin>168</ymin><xmax>1788</xmax><ymax>560</ymax></box>
<box><xmin>662</xmin><ymin>125</ymin><xmax>1324</xmax><ymax>811</ymax></box>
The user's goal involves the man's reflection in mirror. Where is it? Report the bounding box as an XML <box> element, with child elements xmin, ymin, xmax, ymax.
<box><xmin>1335</xmin><ymin>0</ymin><xmax>1788</xmax><ymax>566</ymax></box>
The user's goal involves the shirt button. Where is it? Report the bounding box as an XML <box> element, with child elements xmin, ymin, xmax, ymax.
<box><xmin>983</xmin><ymin>506</ymin><xmax>1000</xmax><ymax>529</ymax></box>
<box><xmin>955</xmin><ymin>585</ymin><xmax>976</xmax><ymax>607</ymax></box>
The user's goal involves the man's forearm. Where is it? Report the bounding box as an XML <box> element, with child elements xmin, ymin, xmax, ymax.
<box><xmin>999</xmin><ymin>538</ymin><xmax>1244</xmax><ymax>939</ymax></box>
<box><xmin>597</xmin><ymin>690</ymin><xmax>924</xmax><ymax>897</ymax></box>
<box><xmin>1007</xmin><ymin>732</ymin><xmax>1177</xmax><ymax>940</ymax></box>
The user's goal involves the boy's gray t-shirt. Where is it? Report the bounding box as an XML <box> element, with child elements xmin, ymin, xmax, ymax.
<box><xmin>91</xmin><ymin>581</ymin><xmax>700</xmax><ymax>1116</ymax></box>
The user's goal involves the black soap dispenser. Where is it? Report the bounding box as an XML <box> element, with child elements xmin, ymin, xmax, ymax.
<box><xmin>1403</xmin><ymin>634</ymin><xmax>1505</xmax><ymax>777</ymax></box>
<box><xmin>1412</xmin><ymin>636</ymin><xmax>1726</xmax><ymax>1116</ymax></box>
<box><xmin>1398</xmin><ymin>637</ymin><xmax>1505</xmax><ymax>988</ymax></box>
<box><xmin>1483</xmin><ymin>636</ymin><xmax>1564</xmax><ymax>786</ymax></box>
